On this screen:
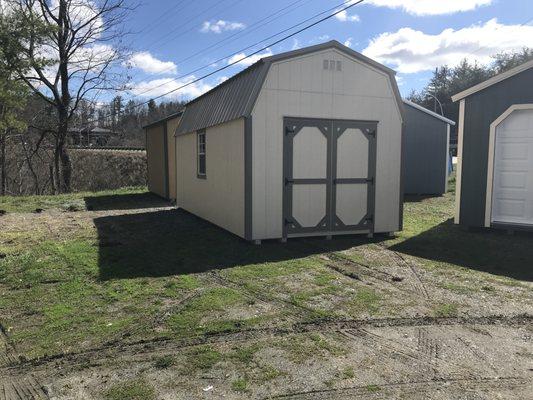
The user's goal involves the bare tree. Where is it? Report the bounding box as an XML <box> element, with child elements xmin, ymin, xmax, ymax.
<box><xmin>7</xmin><ymin>0</ymin><xmax>130</xmax><ymax>192</ymax></box>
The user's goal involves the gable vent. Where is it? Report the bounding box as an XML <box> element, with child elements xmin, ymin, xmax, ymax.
<box><xmin>323</xmin><ymin>59</ymin><xmax>342</xmax><ymax>71</ymax></box>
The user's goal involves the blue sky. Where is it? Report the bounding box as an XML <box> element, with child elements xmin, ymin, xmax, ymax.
<box><xmin>121</xmin><ymin>0</ymin><xmax>533</xmax><ymax>102</ymax></box>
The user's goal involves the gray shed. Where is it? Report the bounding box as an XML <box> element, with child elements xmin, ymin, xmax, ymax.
<box><xmin>452</xmin><ymin>59</ymin><xmax>533</xmax><ymax>231</ymax></box>
<box><xmin>403</xmin><ymin>100</ymin><xmax>455</xmax><ymax>196</ymax></box>
<box><xmin>174</xmin><ymin>41</ymin><xmax>404</xmax><ymax>243</ymax></box>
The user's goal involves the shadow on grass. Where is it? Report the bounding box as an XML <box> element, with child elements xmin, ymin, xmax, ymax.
<box><xmin>94</xmin><ymin>209</ymin><xmax>381</xmax><ymax>280</ymax></box>
<box><xmin>391</xmin><ymin>218</ymin><xmax>533</xmax><ymax>282</ymax></box>
<box><xmin>84</xmin><ymin>192</ymin><xmax>171</xmax><ymax>211</ymax></box>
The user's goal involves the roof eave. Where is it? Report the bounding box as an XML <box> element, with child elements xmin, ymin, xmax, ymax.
<box><xmin>403</xmin><ymin>100</ymin><xmax>456</xmax><ymax>126</ymax></box>
<box><xmin>451</xmin><ymin>59</ymin><xmax>533</xmax><ymax>102</ymax></box>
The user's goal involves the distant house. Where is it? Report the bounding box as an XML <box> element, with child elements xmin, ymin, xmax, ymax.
<box><xmin>403</xmin><ymin>100</ymin><xmax>455</xmax><ymax>196</ymax></box>
<box><xmin>69</xmin><ymin>126</ymin><xmax>115</xmax><ymax>147</ymax></box>
<box><xmin>452</xmin><ymin>59</ymin><xmax>533</xmax><ymax>231</ymax></box>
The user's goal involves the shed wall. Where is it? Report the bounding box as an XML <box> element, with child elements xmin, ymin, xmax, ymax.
<box><xmin>146</xmin><ymin>124</ymin><xmax>167</xmax><ymax>198</ymax></box>
<box><xmin>459</xmin><ymin>67</ymin><xmax>533</xmax><ymax>227</ymax></box>
<box><xmin>176</xmin><ymin>118</ymin><xmax>245</xmax><ymax>238</ymax></box>
<box><xmin>166</xmin><ymin>117</ymin><xmax>180</xmax><ymax>199</ymax></box>
<box><xmin>403</xmin><ymin>105</ymin><xmax>449</xmax><ymax>195</ymax></box>
<box><xmin>251</xmin><ymin>48</ymin><xmax>403</xmax><ymax>240</ymax></box>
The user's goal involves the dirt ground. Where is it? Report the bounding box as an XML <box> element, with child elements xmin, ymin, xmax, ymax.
<box><xmin>1</xmin><ymin>196</ymin><xmax>532</xmax><ymax>400</ymax></box>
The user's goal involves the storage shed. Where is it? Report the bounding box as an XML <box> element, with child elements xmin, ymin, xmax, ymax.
<box><xmin>452</xmin><ymin>59</ymin><xmax>533</xmax><ymax>231</ymax></box>
<box><xmin>403</xmin><ymin>100</ymin><xmax>455</xmax><ymax>196</ymax></box>
<box><xmin>144</xmin><ymin>111</ymin><xmax>182</xmax><ymax>200</ymax></box>
<box><xmin>175</xmin><ymin>41</ymin><xmax>404</xmax><ymax>243</ymax></box>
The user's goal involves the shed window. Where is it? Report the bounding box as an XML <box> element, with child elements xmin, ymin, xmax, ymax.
<box><xmin>197</xmin><ymin>130</ymin><xmax>206</xmax><ymax>178</ymax></box>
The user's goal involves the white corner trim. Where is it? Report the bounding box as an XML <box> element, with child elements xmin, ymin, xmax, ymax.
<box><xmin>454</xmin><ymin>99</ymin><xmax>465</xmax><ymax>224</ymax></box>
<box><xmin>484</xmin><ymin>103</ymin><xmax>533</xmax><ymax>227</ymax></box>
<box><xmin>451</xmin><ymin>59</ymin><xmax>533</xmax><ymax>102</ymax></box>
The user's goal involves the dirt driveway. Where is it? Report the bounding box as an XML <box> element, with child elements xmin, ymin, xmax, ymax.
<box><xmin>0</xmin><ymin>190</ymin><xmax>532</xmax><ymax>399</ymax></box>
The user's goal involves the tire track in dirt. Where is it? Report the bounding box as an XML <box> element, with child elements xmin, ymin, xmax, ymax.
<box><xmin>0</xmin><ymin>325</ymin><xmax>48</xmax><ymax>400</ymax></box>
<box><xmin>2</xmin><ymin>314</ymin><xmax>531</xmax><ymax>376</ymax></box>
<box><xmin>267</xmin><ymin>376</ymin><xmax>531</xmax><ymax>399</ymax></box>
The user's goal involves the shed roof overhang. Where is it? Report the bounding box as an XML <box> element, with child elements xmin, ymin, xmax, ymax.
<box><xmin>451</xmin><ymin>59</ymin><xmax>533</xmax><ymax>103</ymax></box>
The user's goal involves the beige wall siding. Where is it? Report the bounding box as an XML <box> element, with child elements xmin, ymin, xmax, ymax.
<box><xmin>146</xmin><ymin>124</ymin><xmax>166</xmax><ymax>198</ymax></box>
<box><xmin>251</xmin><ymin>48</ymin><xmax>402</xmax><ymax>239</ymax></box>
<box><xmin>166</xmin><ymin>117</ymin><xmax>180</xmax><ymax>200</ymax></box>
<box><xmin>176</xmin><ymin>118</ymin><xmax>245</xmax><ymax>238</ymax></box>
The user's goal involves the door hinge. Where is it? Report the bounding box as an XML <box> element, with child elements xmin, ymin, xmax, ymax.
<box><xmin>285</xmin><ymin>126</ymin><xmax>295</xmax><ymax>136</ymax></box>
<box><xmin>366</xmin><ymin>178</ymin><xmax>374</xmax><ymax>184</ymax></box>
<box><xmin>284</xmin><ymin>218</ymin><xmax>293</xmax><ymax>226</ymax></box>
<box><xmin>285</xmin><ymin>178</ymin><xmax>294</xmax><ymax>185</ymax></box>
<box><xmin>366</xmin><ymin>215</ymin><xmax>374</xmax><ymax>223</ymax></box>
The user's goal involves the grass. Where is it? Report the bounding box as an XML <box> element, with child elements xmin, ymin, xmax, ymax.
<box><xmin>104</xmin><ymin>379</ymin><xmax>156</xmax><ymax>400</ymax></box>
<box><xmin>0</xmin><ymin>183</ymin><xmax>531</xmax><ymax>361</ymax></box>
<box><xmin>185</xmin><ymin>346</ymin><xmax>223</xmax><ymax>371</ymax></box>
<box><xmin>231</xmin><ymin>377</ymin><xmax>249</xmax><ymax>392</ymax></box>
<box><xmin>0</xmin><ymin>186</ymin><xmax>147</xmax><ymax>213</ymax></box>
<box><xmin>433</xmin><ymin>303</ymin><xmax>459</xmax><ymax>318</ymax></box>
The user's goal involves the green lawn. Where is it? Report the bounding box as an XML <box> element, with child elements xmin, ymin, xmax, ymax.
<box><xmin>0</xmin><ymin>183</ymin><xmax>531</xmax><ymax>361</ymax></box>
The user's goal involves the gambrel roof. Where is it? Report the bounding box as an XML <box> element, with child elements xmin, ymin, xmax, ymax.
<box><xmin>175</xmin><ymin>40</ymin><xmax>404</xmax><ymax>135</ymax></box>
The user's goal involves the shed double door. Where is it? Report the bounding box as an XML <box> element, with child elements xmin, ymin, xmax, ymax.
<box><xmin>283</xmin><ymin>117</ymin><xmax>376</xmax><ymax>237</ymax></box>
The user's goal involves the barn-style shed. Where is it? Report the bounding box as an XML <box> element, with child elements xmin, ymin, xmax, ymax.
<box><xmin>452</xmin><ymin>59</ymin><xmax>533</xmax><ymax>231</ymax></box>
<box><xmin>144</xmin><ymin>111</ymin><xmax>182</xmax><ymax>200</ymax></box>
<box><xmin>403</xmin><ymin>100</ymin><xmax>455</xmax><ymax>196</ymax></box>
<box><xmin>174</xmin><ymin>41</ymin><xmax>404</xmax><ymax>243</ymax></box>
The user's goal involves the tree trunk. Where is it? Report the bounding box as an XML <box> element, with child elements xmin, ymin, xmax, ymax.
<box><xmin>0</xmin><ymin>133</ymin><xmax>6</xmax><ymax>196</ymax></box>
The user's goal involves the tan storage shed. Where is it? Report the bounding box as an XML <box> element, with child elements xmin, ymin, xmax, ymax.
<box><xmin>144</xmin><ymin>112</ymin><xmax>182</xmax><ymax>200</ymax></box>
<box><xmin>175</xmin><ymin>41</ymin><xmax>405</xmax><ymax>243</ymax></box>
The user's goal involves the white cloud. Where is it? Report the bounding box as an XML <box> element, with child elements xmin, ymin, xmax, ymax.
<box><xmin>363</xmin><ymin>19</ymin><xmax>533</xmax><ymax>74</ymax></box>
<box><xmin>335</xmin><ymin>9</ymin><xmax>360</xmax><ymax>22</ymax></box>
<box><xmin>291</xmin><ymin>39</ymin><xmax>301</xmax><ymax>50</ymax></box>
<box><xmin>366</xmin><ymin>0</ymin><xmax>492</xmax><ymax>16</ymax></box>
<box><xmin>318</xmin><ymin>35</ymin><xmax>330</xmax><ymax>41</ymax></box>
<box><xmin>130</xmin><ymin>77</ymin><xmax>213</xmax><ymax>100</ymax></box>
<box><xmin>126</xmin><ymin>52</ymin><xmax>177</xmax><ymax>75</ymax></box>
<box><xmin>201</xmin><ymin>20</ymin><xmax>246</xmax><ymax>34</ymax></box>
<box><xmin>344</xmin><ymin>37</ymin><xmax>353</xmax><ymax>48</ymax></box>
<box><xmin>227</xmin><ymin>49</ymin><xmax>273</xmax><ymax>67</ymax></box>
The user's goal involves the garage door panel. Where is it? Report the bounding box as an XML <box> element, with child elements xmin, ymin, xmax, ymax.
<box><xmin>498</xmin><ymin>171</ymin><xmax>527</xmax><ymax>189</ymax></box>
<box><xmin>491</xmin><ymin>109</ymin><xmax>533</xmax><ymax>225</ymax></box>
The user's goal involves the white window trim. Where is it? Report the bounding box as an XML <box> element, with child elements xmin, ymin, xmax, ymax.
<box><xmin>484</xmin><ymin>104</ymin><xmax>533</xmax><ymax>227</ymax></box>
<box><xmin>197</xmin><ymin>130</ymin><xmax>206</xmax><ymax>178</ymax></box>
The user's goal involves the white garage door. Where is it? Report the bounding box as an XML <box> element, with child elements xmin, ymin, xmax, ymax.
<box><xmin>491</xmin><ymin>109</ymin><xmax>533</xmax><ymax>225</ymax></box>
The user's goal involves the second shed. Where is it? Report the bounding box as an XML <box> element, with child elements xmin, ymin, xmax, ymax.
<box><xmin>403</xmin><ymin>100</ymin><xmax>455</xmax><ymax>196</ymax></box>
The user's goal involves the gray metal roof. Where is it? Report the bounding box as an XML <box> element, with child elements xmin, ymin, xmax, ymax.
<box><xmin>176</xmin><ymin>40</ymin><xmax>404</xmax><ymax>135</ymax></box>
<box><xmin>143</xmin><ymin>110</ymin><xmax>183</xmax><ymax>129</ymax></box>
<box><xmin>403</xmin><ymin>100</ymin><xmax>456</xmax><ymax>126</ymax></box>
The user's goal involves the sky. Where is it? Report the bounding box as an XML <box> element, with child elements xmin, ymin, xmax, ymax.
<box><xmin>119</xmin><ymin>0</ymin><xmax>533</xmax><ymax>102</ymax></box>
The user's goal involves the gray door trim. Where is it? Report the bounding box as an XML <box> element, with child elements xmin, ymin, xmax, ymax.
<box><xmin>283</xmin><ymin>117</ymin><xmax>377</xmax><ymax>238</ymax></box>
<box><xmin>283</xmin><ymin>118</ymin><xmax>331</xmax><ymax>237</ymax></box>
<box><xmin>331</xmin><ymin>120</ymin><xmax>377</xmax><ymax>233</ymax></box>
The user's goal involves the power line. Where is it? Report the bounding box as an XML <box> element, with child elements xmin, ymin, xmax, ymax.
<box><xmin>133</xmin><ymin>0</ymin><xmax>314</xmax><ymax>79</ymax></box>
<box><xmin>132</xmin><ymin>0</ymin><xmax>356</xmax><ymax>98</ymax></box>
<box><xmin>145</xmin><ymin>0</ymin><xmax>246</xmax><ymax>50</ymax></box>
<box><xmin>90</xmin><ymin>0</ymin><xmax>366</xmax><ymax>126</ymax></box>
